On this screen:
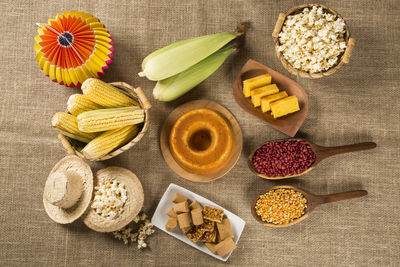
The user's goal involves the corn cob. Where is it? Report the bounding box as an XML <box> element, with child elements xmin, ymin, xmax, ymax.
<box><xmin>153</xmin><ymin>46</ymin><xmax>235</xmax><ymax>101</ymax></box>
<box><xmin>138</xmin><ymin>32</ymin><xmax>239</xmax><ymax>81</ymax></box>
<box><xmin>67</xmin><ymin>94</ymin><xmax>103</xmax><ymax>116</ymax></box>
<box><xmin>51</xmin><ymin>112</ymin><xmax>97</xmax><ymax>142</ymax></box>
<box><xmin>77</xmin><ymin>106</ymin><xmax>144</xmax><ymax>133</ymax></box>
<box><xmin>81</xmin><ymin>78</ymin><xmax>139</xmax><ymax>108</ymax></box>
<box><xmin>54</xmin><ymin>128</ymin><xmax>91</xmax><ymax>143</ymax></box>
<box><xmin>81</xmin><ymin>125</ymin><xmax>138</xmax><ymax>160</ymax></box>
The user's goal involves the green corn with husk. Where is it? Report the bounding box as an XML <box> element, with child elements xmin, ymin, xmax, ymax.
<box><xmin>138</xmin><ymin>32</ymin><xmax>239</xmax><ymax>81</ymax></box>
<box><xmin>152</xmin><ymin>46</ymin><xmax>235</xmax><ymax>101</ymax></box>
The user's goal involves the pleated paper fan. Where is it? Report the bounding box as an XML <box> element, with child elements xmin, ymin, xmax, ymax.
<box><xmin>34</xmin><ymin>11</ymin><xmax>114</xmax><ymax>87</ymax></box>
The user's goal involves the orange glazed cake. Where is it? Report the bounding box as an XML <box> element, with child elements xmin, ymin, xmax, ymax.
<box><xmin>169</xmin><ymin>108</ymin><xmax>234</xmax><ymax>175</ymax></box>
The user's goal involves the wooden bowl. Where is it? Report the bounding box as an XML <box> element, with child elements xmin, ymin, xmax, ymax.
<box><xmin>160</xmin><ymin>100</ymin><xmax>242</xmax><ymax>183</ymax></box>
<box><xmin>58</xmin><ymin>82</ymin><xmax>151</xmax><ymax>161</ymax></box>
<box><xmin>272</xmin><ymin>3</ymin><xmax>355</xmax><ymax>78</ymax></box>
<box><xmin>233</xmin><ymin>59</ymin><xmax>308</xmax><ymax>137</ymax></box>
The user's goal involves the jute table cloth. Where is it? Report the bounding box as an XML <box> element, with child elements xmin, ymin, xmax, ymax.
<box><xmin>0</xmin><ymin>0</ymin><xmax>399</xmax><ymax>266</ymax></box>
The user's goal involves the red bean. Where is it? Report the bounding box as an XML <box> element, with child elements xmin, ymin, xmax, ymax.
<box><xmin>252</xmin><ymin>140</ymin><xmax>315</xmax><ymax>177</ymax></box>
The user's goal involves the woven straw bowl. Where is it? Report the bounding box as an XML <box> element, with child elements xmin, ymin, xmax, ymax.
<box><xmin>58</xmin><ymin>82</ymin><xmax>151</xmax><ymax>161</ymax></box>
<box><xmin>272</xmin><ymin>3</ymin><xmax>355</xmax><ymax>79</ymax></box>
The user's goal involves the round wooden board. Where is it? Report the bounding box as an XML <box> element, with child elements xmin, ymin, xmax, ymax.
<box><xmin>160</xmin><ymin>100</ymin><xmax>243</xmax><ymax>183</ymax></box>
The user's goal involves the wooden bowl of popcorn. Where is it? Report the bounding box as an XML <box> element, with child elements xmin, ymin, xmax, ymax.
<box><xmin>272</xmin><ymin>4</ymin><xmax>355</xmax><ymax>78</ymax></box>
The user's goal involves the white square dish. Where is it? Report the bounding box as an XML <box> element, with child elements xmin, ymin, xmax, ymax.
<box><xmin>151</xmin><ymin>183</ymin><xmax>246</xmax><ymax>262</ymax></box>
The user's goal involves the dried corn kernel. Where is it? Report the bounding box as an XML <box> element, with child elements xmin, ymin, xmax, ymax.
<box><xmin>255</xmin><ymin>188</ymin><xmax>307</xmax><ymax>225</ymax></box>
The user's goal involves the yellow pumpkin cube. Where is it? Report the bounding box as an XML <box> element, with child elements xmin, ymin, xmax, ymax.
<box><xmin>250</xmin><ymin>84</ymin><xmax>279</xmax><ymax>107</ymax></box>
<box><xmin>242</xmin><ymin>74</ymin><xmax>271</xmax><ymax>98</ymax></box>
<box><xmin>261</xmin><ymin>91</ymin><xmax>288</xmax><ymax>113</ymax></box>
<box><xmin>270</xmin><ymin>96</ymin><xmax>300</xmax><ymax>119</ymax></box>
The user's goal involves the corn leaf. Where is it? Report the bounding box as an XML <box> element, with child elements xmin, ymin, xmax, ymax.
<box><xmin>153</xmin><ymin>46</ymin><xmax>235</xmax><ymax>101</ymax></box>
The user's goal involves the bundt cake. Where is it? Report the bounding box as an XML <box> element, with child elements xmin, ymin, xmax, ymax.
<box><xmin>169</xmin><ymin>108</ymin><xmax>234</xmax><ymax>175</ymax></box>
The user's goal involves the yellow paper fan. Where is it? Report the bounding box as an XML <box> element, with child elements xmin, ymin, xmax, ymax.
<box><xmin>34</xmin><ymin>11</ymin><xmax>114</xmax><ymax>87</ymax></box>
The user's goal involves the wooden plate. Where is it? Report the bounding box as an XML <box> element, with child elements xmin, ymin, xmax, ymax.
<box><xmin>233</xmin><ymin>59</ymin><xmax>308</xmax><ymax>137</ymax></box>
<box><xmin>160</xmin><ymin>100</ymin><xmax>242</xmax><ymax>182</ymax></box>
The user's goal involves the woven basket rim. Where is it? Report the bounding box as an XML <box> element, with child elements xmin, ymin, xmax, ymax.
<box><xmin>273</xmin><ymin>3</ymin><xmax>352</xmax><ymax>79</ymax></box>
<box><xmin>61</xmin><ymin>81</ymin><xmax>150</xmax><ymax>161</ymax></box>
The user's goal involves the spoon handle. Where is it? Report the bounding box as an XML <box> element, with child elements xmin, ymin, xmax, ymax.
<box><xmin>318</xmin><ymin>142</ymin><xmax>376</xmax><ymax>158</ymax></box>
<box><xmin>317</xmin><ymin>190</ymin><xmax>368</xmax><ymax>205</ymax></box>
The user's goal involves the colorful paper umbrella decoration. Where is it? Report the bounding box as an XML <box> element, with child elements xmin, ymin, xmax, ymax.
<box><xmin>34</xmin><ymin>11</ymin><xmax>114</xmax><ymax>87</ymax></box>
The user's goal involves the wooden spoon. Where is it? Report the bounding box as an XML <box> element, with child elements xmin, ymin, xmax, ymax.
<box><xmin>233</xmin><ymin>59</ymin><xmax>308</xmax><ymax>137</ymax></box>
<box><xmin>248</xmin><ymin>138</ymin><xmax>377</xmax><ymax>179</ymax></box>
<box><xmin>251</xmin><ymin>185</ymin><xmax>368</xmax><ymax>227</ymax></box>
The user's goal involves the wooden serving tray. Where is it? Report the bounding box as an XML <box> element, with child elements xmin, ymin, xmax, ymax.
<box><xmin>233</xmin><ymin>59</ymin><xmax>308</xmax><ymax>137</ymax></box>
<box><xmin>160</xmin><ymin>100</ymin><xmax>242</xmax><ymax>182</ymax></box>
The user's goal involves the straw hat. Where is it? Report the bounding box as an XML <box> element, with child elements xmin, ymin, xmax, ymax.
<box><xmin>43</xmin><ymin>155</ymin><xmax>93</xmax><ymax>224</ymax></box>
<box><xmin>82</xmin><ymin>167</ymin><xmax>144</xmax><ymax>232</ymax></box>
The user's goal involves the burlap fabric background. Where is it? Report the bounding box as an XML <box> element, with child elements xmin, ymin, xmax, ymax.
<box><xmin>0</xmin><ymin>0</ymin><xmax>399</xmax><ymax>266</ymax></box>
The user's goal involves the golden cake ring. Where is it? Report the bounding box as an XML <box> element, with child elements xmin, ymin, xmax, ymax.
<box><xmin>169</xmin><ymin>108</ymin><xmax>234</xmax><ymax>175</ymax></box>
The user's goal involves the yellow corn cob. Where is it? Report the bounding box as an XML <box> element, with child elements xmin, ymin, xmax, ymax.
<box><xmin>81</xmin><ymin>78</ymin><xmax>139</xmax><ymax>108</ymax></box>
<box><xmin>51</xmin><ymin>112</ymin><xmax>97</xmax><ymax>142</ymax></box>
<box><xmin>67</xmin><ymin>94</ymin><xmax>103</xmax><ymax>116</ymax></box>
<box><xmin>53</xmin><ymin>128</ymin><xmax>91</xmax><ymax>143</ymax></box>
<box><xmin>81</xmin><ymin>125</ymin><xmax>139</xmax><ymax>160</ymax></box>
<box><xmin>77</xmin><ymin>106</ymin><xmax>145</xmax><ymax>132</ymax></box>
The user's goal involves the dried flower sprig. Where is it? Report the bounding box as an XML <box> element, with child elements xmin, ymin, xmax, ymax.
<box><xmin>112</xmin><ymin>212</ymin><xmax>155</xmax><ymax>248</ymax></box>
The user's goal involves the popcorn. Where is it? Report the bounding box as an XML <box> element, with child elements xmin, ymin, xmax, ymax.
<box><xmin>278</xmin><ymin>6</ymin><xmax>347</xmax><ymax>73</ymax></box>
<box><xmin>91</xmin><ymin>178</ymin><xmax>127</xmax><ymax>219</ymax></box>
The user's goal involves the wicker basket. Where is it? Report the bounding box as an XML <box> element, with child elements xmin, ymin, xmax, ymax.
<box><xmin>58</xmin><ymin>82</ymin><xmax>151</xmax><ymax>161</ymax></box>
<box><xmin>272</xmin><ymin>4</ymin><xmax>355</xmax><ymax>79</ymax></box>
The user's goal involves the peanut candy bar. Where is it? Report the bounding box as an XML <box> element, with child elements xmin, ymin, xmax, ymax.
<box><xmin>197</xmin><ymin>219</ymin><xmax>214</xmax><ymax>232</ymax></box>
<box><xmin>185</xmin><ymin>227</ymin><xmax>206</xmax><ymax>243</ymax></box>
<box><xmin>205</xmin><ymin>242</ymin><xmax>218</xmax><ymax>254</ymax></box>
<box><xmin>181</xmin><ymin>226</ymin><xmax>191</xmax><ymax>234</ymax></box>
<box><xmin>191</xmin><ymin>208</ymin><xmax>204</xmax><ymax>226</ymax></box>
<box><xmin>177</xmin><ymin>212</ymin><xmax>191</xmax><ymax>229</ymax></box>
<box><xmin>173</xmin><ymin>201</ymin><xmax>190</xmax><ymax>214</ymax></box>
<box><xmin>215</xmin><ymin>238</ymin><xmax>237</xmax><ymax>257</ymax></box>
<box><xmin>167</xmin><ymin>207</ymin><xmax>177</xmax><ymax>218</ymax></box>
<box><xmin>202</xmin><ymin>206</ymin><xmax>224</xmax><ymax>223</ymax></box>
<box><xmin>200</xmin><ymin>228</ymin><xmax>217</xmax><ymax>243</ymax></box>
<box><xmin>216</xmin><ymin>218</ymin><xmax>234</xmax><ymax>240</ymax></box>
<box><xmin>165</xmin><ymin>217</ymin><xmax>177</xmax><ymax>232</ymax></box>
<box><xmin>172</xmin><ymin>193</ymin><xmax>187</xmax><ymax>203</ymax></box>
<box><xmin>189</xmin><ymin>200</ymin><xmax>202</xmax><ymax>210</ymax></box>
